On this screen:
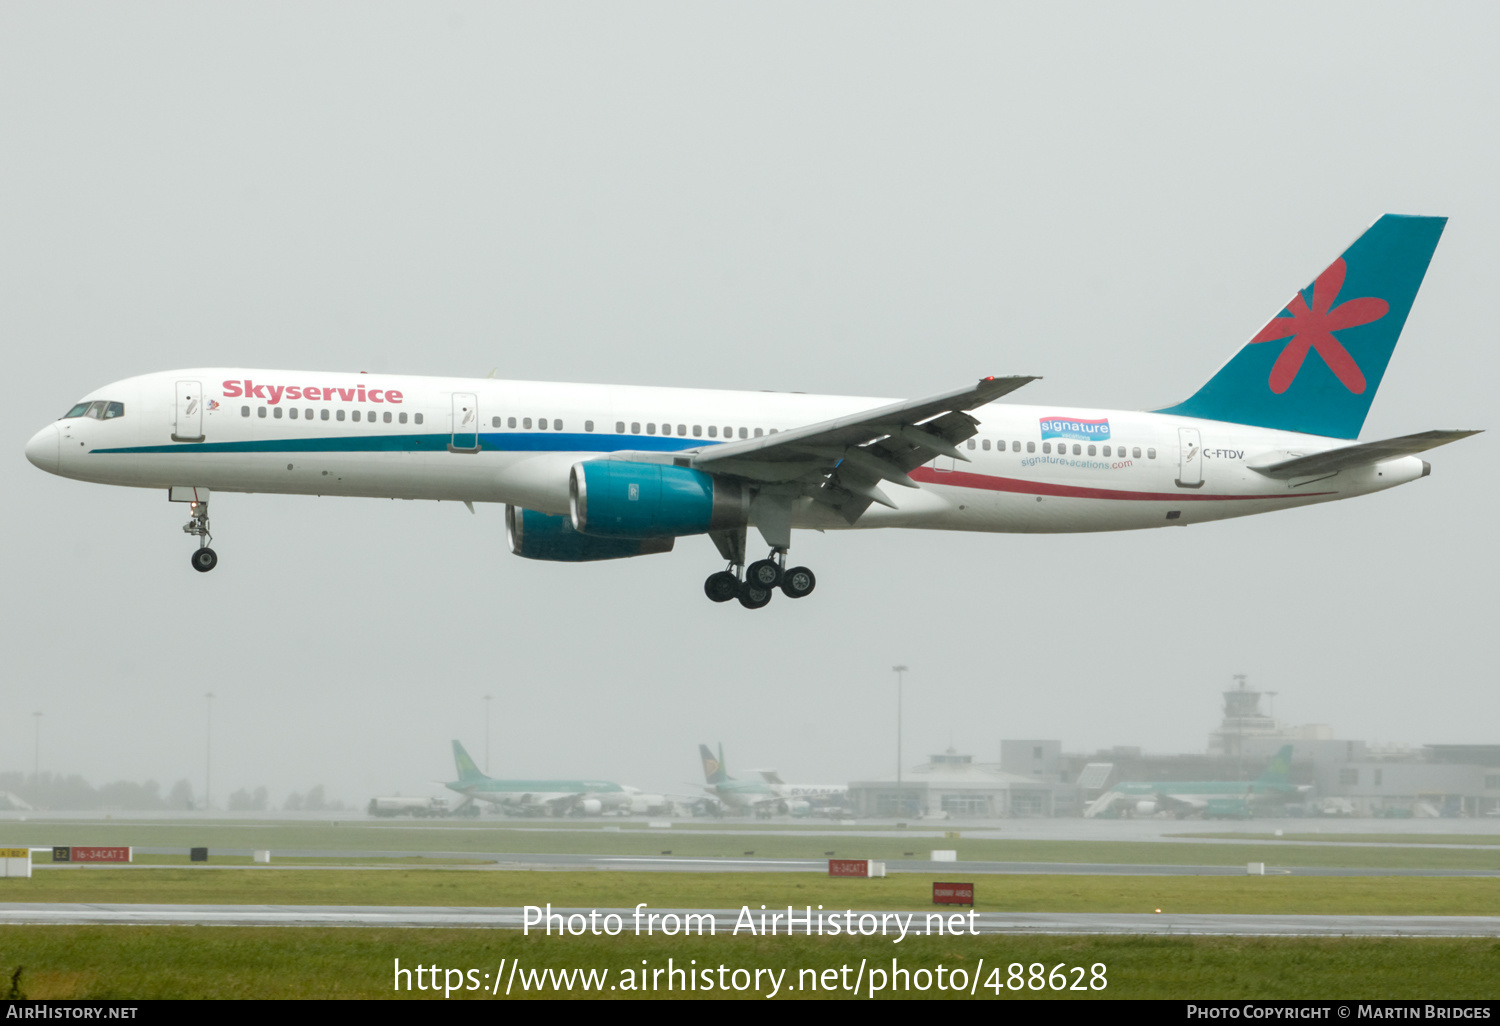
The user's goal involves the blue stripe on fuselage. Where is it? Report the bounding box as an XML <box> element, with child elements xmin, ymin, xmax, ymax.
<box><xmin>92</xmin><ymin>432</ymin><xmax>714</xmax><ymax>455</ymax></box>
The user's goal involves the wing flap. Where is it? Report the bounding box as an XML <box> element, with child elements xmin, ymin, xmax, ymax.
<box><xmin>1249</xmin><ymin>429</ymin><xmax>1480</xmax><ymax>479</ymax></box>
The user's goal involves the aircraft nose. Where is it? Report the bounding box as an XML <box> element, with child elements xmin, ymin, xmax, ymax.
<box><xmin>25</xmin><ymin>423</ymin><xmax>59</xmax><ymax>473</ymax></box>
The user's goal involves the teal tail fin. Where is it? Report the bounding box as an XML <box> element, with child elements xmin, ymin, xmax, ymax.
<box><xmin>1256</xmin><ymin>745</ymin><xmax>1294</xmax><ymax>786</ymax></box>
<box><xmin>1155</xmin><ymin>215</ymin><xmax>1446</xmax><ymax>439</ymax></box>
<box><xmin>699</xmin><ymin>743</ymin><xmax>729</xmax><ymax>785</ymax></box>
<box><xmin>452</xmin><ymin>740</ymin><xmax>488</xmax><ymax>783</ymax></box>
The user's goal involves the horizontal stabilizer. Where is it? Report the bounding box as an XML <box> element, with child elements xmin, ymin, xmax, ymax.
<box><xmin>1248</xmin><ymin>429</ymin><xmax>1480</xmax><ymax>479</ymax></box>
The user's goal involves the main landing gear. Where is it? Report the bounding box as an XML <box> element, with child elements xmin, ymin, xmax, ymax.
<box><xmin>703</xmin><ymin>549</ymin><xmax>816</xmax><ymax>610</ymax></box>
<box><xmin>182</xmin><ymin>499</ymin><xmax>218</xmax><ymax>573</ymax></box>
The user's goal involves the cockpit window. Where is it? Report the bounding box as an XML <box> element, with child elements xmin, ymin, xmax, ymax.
<box><xmin>104</xmin><ymin>402</ymin><xmax>125</xmax><ymax>419</ymax></box>
<box><xmin>63</xmin><ymin>402</ymin><xmax>91</xmax><ymax>419</ymax></box>
<box><xmin>62</xmin><ymin>400</ymin><xmax>125</xmax><ymax>420</ymax></box>
<box><xmin>85</xmin><ymin>401</ymin><xmax>108</xmax><ymax>419</ymax></box>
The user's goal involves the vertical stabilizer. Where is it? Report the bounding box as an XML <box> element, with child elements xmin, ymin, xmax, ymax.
<box><xmin>452</xmin><ymin>740</ymin><xmax>488</xmax><ymax>783</ymax></box>
<box><xmin>1156</xmin><ymin>215</ymin><xmax>1446</xmax><ymax>439</ymax></box>
<box><xmin>1256</xmin><ymin>745</ymin><xmax>1294</xmax><ymax>786</ymax></box>
<box><xmin>699</xmin><ymin>743</ymin><xmax>730</xmax><ymax>784</ymax></box>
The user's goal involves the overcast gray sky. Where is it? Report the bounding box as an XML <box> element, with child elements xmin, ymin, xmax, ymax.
<box><xmin>1</xmin><ymin>2</ymin><xmax>1492</xmax><ymax>805</ymax></box>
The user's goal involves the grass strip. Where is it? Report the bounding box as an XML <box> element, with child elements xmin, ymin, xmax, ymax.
<box><xmin>1</xmin><ymin>926</ymin><xmax>1496</xmax><ymax>1000</ymax></box>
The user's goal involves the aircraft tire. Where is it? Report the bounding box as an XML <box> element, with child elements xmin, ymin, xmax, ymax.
<box><xmin>746</xmin><ymin>559</ymin><xmax>781</xmax><ymax>589</ymax></box>
<box><xmin>737</xmin><ymin>581</ymin><xmax>773</xmax><ymax>609</ymax></box>
<box><xmin>780</xmin><ymin>566</ymin><xmax>816</xmax><ymax>598</ymax></box>
<box><xmin>704</xmin><ymin>571</ymin><xmax>739</xmax><ymax>603</ymax></box>
<box><xmin>191</xmin><ymin>547</ymin><xmax>218</xmax><ymax>573</ymax></box>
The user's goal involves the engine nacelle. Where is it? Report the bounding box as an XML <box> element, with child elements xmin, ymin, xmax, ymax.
<box><xmin>507</xmin><ymin>506</ymin><xmax>673</xmax><ymax>562</ymax></box>
<box><xmin>1134</xmin><ymin>800</ymin><xmax>1158</xmax><ymax>816</ymax></box>
<box><xmin>570</xmin><ymin>460</ymin><xmax>748</xmax><ymax>539</ymax></box>
<box><xmin>785</xmin><ymin>800</ymin><xmax>811</xmax><ymax>817</ymax></box>
<box><xmin>575</xmin><ymin>799</ymin><xmax>603</xmax><ymax>816</ymax></box>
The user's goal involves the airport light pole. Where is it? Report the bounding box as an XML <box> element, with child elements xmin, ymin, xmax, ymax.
<box><xmin>892</xmin><ymin>666</ymin><xmax>907</xmax><ymax>818</ymax></box>
<box><xmin>32</xmin><ymin>711</ymin><xmax>42</xmax><ymax>781</ymax></box>
<box><xmin>484</xmin><ymin>694</ymin><xmax>493</xmax><ymax>774</ymax></box>
<box><xmin>204</xmin><ymin>692</ymin><xmax>214</xmax><ymax>811</ymax></box>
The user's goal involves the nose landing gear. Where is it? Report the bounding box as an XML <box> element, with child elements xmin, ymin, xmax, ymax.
<box><xmin>182</xmin><ymin>499</ymin><xmax>217</xmax><ymax>573</ymax></box>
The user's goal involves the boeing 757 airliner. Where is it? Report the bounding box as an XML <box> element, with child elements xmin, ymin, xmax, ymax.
<box><xmin>24</xmin><ymin>215</ymin><xmax>1478</xmax><ymax>608</ymax></box>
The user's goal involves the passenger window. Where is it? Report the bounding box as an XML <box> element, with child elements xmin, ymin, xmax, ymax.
<box><xmin>1013</xmin><ymin>441</ymin><xmax>1021</xmax><ymax>452</ymax></box>
<box><xmin>677</xmin><ymin>424</ymin><xmax>686</xmax><ymax>436</ymax></box>
<box><xmin>274</xmin><ymin>407</ymin><xmax>284</xmax><ymax>419</ymax></box>
<box><xmin>585</xmin><ymin>420</ymin><xmax>595</xmax><ymax>432</ymax></box>
<box><xmin>399</xmin><ymin>412</ymin><xmax>408</xmax><ymax>424</ymax></box>
<box><xmin>1072</xmin><ymin>444</ymin><xmax>1081</xmax><ymax>455</ymax></box>
<box><xmin>661</xmin><ymin>423</ymin><xmax>670</xmax><ymax>435</ymax></box>
<box><xmin>1147</xmin><ymin>447</ymin><xmax>1157</xmax><ymax>459</ymax></box>
<box><xmin>352</xmin><ymin>410</ymin><xmax>360</xmax><ymax>422</ymax></box>
<box><xmin>321</xmin><ymin>409</ymin><xmax>330</xmax><ymax>421</ymax></box>
<box><xmin>104</xmin><ymin>402</ymin><xmax>125</xmax><ymax>419</ymax></box>
<box><xmin>738</xmin><ymin>428</ymin><xmax>748</xmax><ymax>439</ymax></box>
<box><xmin>981</xmin><ymin>439</ymin><xmax>990</xmax><ymax>450</ymax></box>
<box><xmin>631</xmin><ymin>422</ymin><xmax>640</xmax><ymax>434</ymax></box>
<box><xmin>1087</xmin><ymin>444</ymin><xmax>1095</xmax><ymax>456</ymax></box>
<box><xmin>508</xmin><ymin>417</ymin><xmax>517</xmax><ymax>428</ymax></box>
<box><xmin>693</xmin><ymin>425</ymin><xmax>702</xmax><ymax>437</ymax></box>
<box><xmin>1132</xmin><ymin>447</ymin><xmax>1141</xmax><ymax>458</ymax></box>
<box><xmin>1026</xmin><ymin>441</ymin><xmax>1034</xmax><ymax>453</ymax></box>
<box><xmin>63</xmin><ymin>402</ymin><xmax>91</xmax><ymax>418</ymax></box>
<box><xmin>289</xmin><ymin>408</ymin><xmax>298</xmax><ymax>420</ymax></box>
<box><xmin>614</xmin><ymin>421</ymin><xmax>624</xmax><ymax>433</ymax></box>
<box><xmin>336</xmin><ymin>410</ymin><xmax>345</xmax><ymax>421</ymax></box>
<box><xmin>241</xmin><ymin>406</ymin><xmax>250</xmax><ymax>417</ymax></box>
<box><xmin>753</xmin><ymin>427</ymin><xmax>763</xmax><ymax>438</ymax></box>
<box><xmin>258</xmin><ymin>407</ymin><xmax>267</xmax><ymax>418</ymax></box>
<box><xmin>1042</xmin><ymin>442</ymin><xmax>1051</xmax><ymax>454</ymax></box>
<box><xmin>492</xmin><ymin>416</ymin><xmax>501</xmax><ymax>428</ymax></box>
<box><xmin>414</xmin><ymin>413</ymin><xmax>423</xmax><ymax>425</ymax></box>
<box><xmin>966</xmin><ymin>439</ymin><xmax>976</xmax><ymax>450</ymax></box>
<box><xmin>708</xmin><ymin>426</ymin><xmax>718</xmax><ymax>438</ymax></box>
<box><xmin>555</xmin><ymin>420</ymin><xmax>563</xmax><ymax>431</ymax></box>
<box><xmin>523</xmin><ymin>418</ymin><xmax>532</xmax><ymax>429</ymax></box>
<box><xmin>769</xmin><ymin>428</ymin><xmax>778</xmax><ymax>435</ymax></box>
<box><xmin>1102</xmin><ymin>445</ymin><xmax>1110</xmax><ymax>457</ymax></box>
<box><xmin>383</xmin><ymin>411</ymin><xmax>392</xmax><ymax>424</ymax></box>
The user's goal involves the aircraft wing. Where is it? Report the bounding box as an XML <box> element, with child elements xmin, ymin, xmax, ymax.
<box><xmin>1248</xmin><ymin>429</ymin><xmax>1480</xmax><ymax>479</ymax></box>
<box><xmin>688</xmin><ymin>375</ymin><xmax>1038</xmax><ymax>524</ymax></box>
<box><xmin>1153</xmin><ymin>792</ymin><xmax>1206</xmax><ymax>814</ymax></box>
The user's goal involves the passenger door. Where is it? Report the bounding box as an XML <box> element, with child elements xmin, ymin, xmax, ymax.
<box><xmin>449</xmin><ymin>392</ymin><xmax>480</xmax><ymax>453</ymax></box>
<box><xmin>1176</xmin><ymin>427</ymin><xmax>1203</xmax><ymax>488</ymax></box>
<box><xmin>172</xmin><ymin>380</ymin><xmax>205</xmax><ymax>442</ymax></box>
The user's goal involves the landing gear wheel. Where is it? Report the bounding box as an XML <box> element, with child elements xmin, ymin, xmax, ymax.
<box><xmin>704</xmin><ymin>571</ymin><xmax>739</xmax><ymax>603</ymax></box>
<box><xmin>190</xmin><ymin>547</ymin><xmax>218</xmax><ymax>573</ymax></box>
<box><xmin>746</xmin><ymin>558</ymin><xmax>782</xmax><ymax>589</ymax></box>
<box><xmin>737</xmin><ymin>580</ymin><xmax>773</xmax><ymax>609</ymax></box>
<box><xmin>780</xmin><ymin>566</ymin><xmax>816</xmax><ymax>599</ymax></box>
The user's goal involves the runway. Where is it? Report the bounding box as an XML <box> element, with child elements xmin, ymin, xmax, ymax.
<box><xmin>73</xmin><ymin>848</ymin><xmax>1500</xmax><ymax>877</ymax></box>
<box><xmin>3</xmin><ymin>902</ymin><xmax>1498</xmax><ymax>936</ymax></box>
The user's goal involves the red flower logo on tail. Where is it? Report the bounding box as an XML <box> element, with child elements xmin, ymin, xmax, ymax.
<box><xmin>1249</xmin><ymin>258</ymin><xmax>1387</xmax><ymax>394</ymax></box>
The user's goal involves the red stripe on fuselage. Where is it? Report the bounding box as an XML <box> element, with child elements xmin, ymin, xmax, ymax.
<box><xmin>909</xmin><ymin>467</ymin><xmax>1334</xmax><ymax>502</ymax></box>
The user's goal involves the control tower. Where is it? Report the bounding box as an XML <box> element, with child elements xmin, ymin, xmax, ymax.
<box><xmin>1207</xmin><ymin>675</ymin><xmax>1280</xmax><ymax>756</ymax></box>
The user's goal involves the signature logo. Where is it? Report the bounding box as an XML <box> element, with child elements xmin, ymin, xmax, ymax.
<box><xmin>1249</xmin><ymin>258</ymin><xmax>1388</xmax><ymax>395</ymax></box>
<box><xmin>1039</xmin><ymin>416</ymin><xmax>1110</xmax><ymax>441</ymax></box>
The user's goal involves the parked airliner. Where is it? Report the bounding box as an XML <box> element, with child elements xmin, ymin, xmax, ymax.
<box><xmin>25</xmin><ymin>215</ymin><xmax>1477</xmax><ymax>608</ymax></box>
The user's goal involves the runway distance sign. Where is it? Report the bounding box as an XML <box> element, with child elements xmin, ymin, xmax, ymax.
<box><xmin>51</xmin><ymin>846</ymin><xmax>132</xmax><ymax>862</ymax></box>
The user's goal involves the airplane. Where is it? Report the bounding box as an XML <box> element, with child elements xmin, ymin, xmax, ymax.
<box><xmin>698</xmin><ymin>742</ymin><xmax>848</xmax><ymax>817</ymax></box>
<box><xmin>25</xmin><ymin>215</ymin><xmax>1478</xmax><ymax>608</ymax></box>
<box><xmin>1084</xmin><ymin>744</ymin><xmax>1305</xmax><ymax>820</ymax></box>
<box><xmin>442</xmin><ymin>740</ymin><xmax>667</xmax><ymax>817</ymax></box>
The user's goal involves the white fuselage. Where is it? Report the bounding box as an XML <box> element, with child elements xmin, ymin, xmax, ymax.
<box><xmin>25</xmin><ymin>367</ymin><xmax>1427</xmax><ymax>535</ymax></box>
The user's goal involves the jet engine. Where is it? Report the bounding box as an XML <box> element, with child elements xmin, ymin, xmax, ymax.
<box><xmin>570</xmin><ymin>460</ymin><xmax>747</xmax><ymax>539</ymax></box>
<box><xmin>507</xmin><ymin>506</ymin><xmax>673</xmax><ymax>562</ymax></box>
<box><xmin>1134</xmin><ymin>800</ymin><xmax>1158</xmax><ymax>816</ymax></box>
